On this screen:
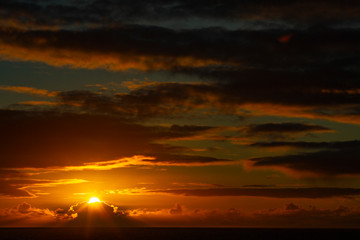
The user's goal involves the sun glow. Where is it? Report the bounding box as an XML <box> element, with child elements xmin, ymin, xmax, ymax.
<box><xmin>88</xmin><ymin>197</ymin><xmax>101</xmax><ymax>204</ymax></box>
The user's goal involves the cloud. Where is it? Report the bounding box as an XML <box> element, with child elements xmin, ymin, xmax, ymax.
<box><xmin>248</xmin><ymin>146</ymin><xmax>360</xmax><ymax>176</ymax></box>
<box><xmin>0</xmin><ymin>170</ymin><xmax>34</xmax><ymax>198</ymax></box>
<box><xmin>0</xmin><ymin>173</ymin><xmax>88</xmax><ymax>198</ymax></box>
<box><xmin>0</xmin><ymin>201</ymin><xmax>140</xmax><ymax>227</ymax></box>
<box><xmin>127</xmin><ymin>203</ymin><xmax>360</xmax><ymax>228</ymax></box>
<box><xmin>0</xmin><ymin>109</ymin><xmax>229</xmax><ymax>169</ymax></box>
<box><xmin>151</xmin><ymin>187</ymin><xmax>360</xmax><ymax>199</ymax></box>
<box><xmin>0</xmin><ymin>26</ymin><xmax>227</xmax><ymax>71</ymax></box>
<box><xmin>1</xmin><ymin>18</ymin><xmax>360</xmax><ymax>124</ymax></box>
<box><xmin>244</xmin><ymin>123</ymin><xmax>330</xmax><ymax>134</ymax></box>
<box><xmin>0</xmin><ymin>202</ymin><xmax>72</xmax><ymax>227</ymax></box>
<box><xmin>2</xmin><ymin>201</ymin><xmax>360</xmax><ymax>228</ymax></box>
<box><xmin>242</xmin><ymin>122</ymin><xmax>332</xmax><ymax>139</ymax></box>
<box><xmin>15</xmin><ymin>53</ymin><xmax>353</xmax><ymax>122</ymax></box>
<box><xmin>0</xmin><ymin>86</ymin><xmax>57</xmax><ymax>97</ymax></box>
<box><xmin>23</xmin><ymin>154</ymin><xmax>229</xmax><ymax>172</ymax></box>
<box><xmin>1</xmin><ymin>0</ymin><xmax>360</xmax><ymax>31</ymax></box>
<box><xmin>169</xmin><ymin>203</ymin><xmax>183</xmax><ymax>215</ymax></box>
<box><xmin>250</xmin><ymin>140</ymin><xmax>360</xmax><ymax>149</ymax></box>
<box><xmin>66</xmin><ymin>201</ymin><xmax>142</xmax><ymax>227</ymax></box>
<box><xmin>0</xmin><ymin>22</ymin><xmax>360</xmax><ymax>73</ymax></box>
<box><xmin>43</xmin><ymin>76</ymin><xmax>360</xmax><ymax>123</ymax></box>
<box><xmin>0</xmin><ymin>182</ymin><xmax>34</xmax><ymax>198</ymax></box>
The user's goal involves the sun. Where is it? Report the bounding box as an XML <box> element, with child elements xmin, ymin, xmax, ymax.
<box><xmin>88</xmin><ymin>197</ymin><xmax>101</xmax><ymax>204</ymax></box>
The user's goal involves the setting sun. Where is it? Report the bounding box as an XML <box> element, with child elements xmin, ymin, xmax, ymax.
<box><xmin>88</xmin><ymin>197</ymin><xmax>101</xmax><ymax>204</ymax></box>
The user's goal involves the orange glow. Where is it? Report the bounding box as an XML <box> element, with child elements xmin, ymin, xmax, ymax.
<box><xmin>278</xmin><ymin>34</ymin><xmax>293</xmax><ymax>43</ymax></box>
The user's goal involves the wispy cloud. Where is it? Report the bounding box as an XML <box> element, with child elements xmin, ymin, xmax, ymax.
<box><xmin>0</xmin><ymin>86</ymin><xmax>57</xmax><ymax>97</ymax></box>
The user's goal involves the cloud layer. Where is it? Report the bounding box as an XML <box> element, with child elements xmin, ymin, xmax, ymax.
<box><xmin>2</xmin><ymin>201</ymin><xmax>360</xmax><ymax>228</ymax></box>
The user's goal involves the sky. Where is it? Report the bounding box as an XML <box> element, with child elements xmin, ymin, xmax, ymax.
<box><xmin>1</xmin><ymin>0</ymin><xmax>360</xmax><ymax>228</ymax></box>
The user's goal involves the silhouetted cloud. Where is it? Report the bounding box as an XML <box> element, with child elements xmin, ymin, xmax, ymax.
<box><xmin>1</xmin><ymin>0</ymin><xmax>360</xmax><ymax>31</ymax></box>
<box><xmin>2</xmin><ymin>201</ymin><xmax>360</xmax><ymax>228</ymax></box>
<box><xmin>0</xmin><ymin>170</ymin><xmax>34</xmax><ymax>198</ymax></box>
<box><xmin>244</xmin><ymin>123</ymin><xmax>330</xmax><ymax>134</ymax></box>
<box><xmin>0</xmin><ymin>202</ymin><xmax>72</xmax><ymax>227</ymax></box>
<box><xmin>248</xmin><ymin>147</ymin><xmax>360</xmax><ymax>176</ymax></box>
<box><xmin>66</xmin><ymin>201</ymin><xmax>142</xmax><ymax>227</ymax></box>
<box><xmin>128</xmin><ymin>202</ymin><xmax>360</xmax><ymax>228</ymax></box>
<box><xmin>0</xmin><ymin>109</ymin><xmax>229</xmax><ymax>168</ymax></box>
<box><xmin>250</xmin><ymin>140</ymin><xmax>360</xmax><ymax>149</ymax></box>
<box><xmin>242</xmin><ymin>122</ymin><xmax>331</xmax><ymax>139</ymax></box>
<box><xmin>0</xmin><ymin>169</ymin><xmax>87</xmax><ymax>198</ymax></box>
<box><xmin>45</xmin><ymin>76</ymin><xmax>360</xmax><ymax>123</ymax></box>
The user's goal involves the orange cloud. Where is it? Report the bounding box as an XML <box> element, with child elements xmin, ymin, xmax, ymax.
<box><xmin>0</xmin><ymin>178</ymin><xmax>88</xmax><ymax>199</ymax></box>
<box><xmin>0</xmin><ymin>202</ymin><xmax>73</xmax><ymax>227</ymax></box>
<box><xmin>0</xmin><ymin>86</ymin><xmax>57</xmax><ymax>97</ymax></box>
<box><xmin>62</xmin><ymin>156</ymin><xmax>154</xmax><ymax>171</ymax></box>
<box><xmin>0</xmin><ymin>40</ymin><xmax>225</xmax><ymax>71</ymax></box>
<box><xmin>13</xmin><ymin>155</ymin><xmax>231</xmax><ymax>174</ymax></box>
<box><xmin>17</xmin><ymin>101</ymin><xmax>60</xmax><ymax>106</ymax></box>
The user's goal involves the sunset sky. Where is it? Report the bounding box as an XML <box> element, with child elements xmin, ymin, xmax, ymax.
<box><xmin>1</xmin><ymin>0</ymin><xmax>360</xmax><ymax>228</ymax></box>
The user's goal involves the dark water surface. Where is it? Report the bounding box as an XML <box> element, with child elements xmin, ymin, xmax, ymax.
<box><xmin>1</xmin><ymin>228</ymin><xmax>360</xmax><ymax>240</ymax></box>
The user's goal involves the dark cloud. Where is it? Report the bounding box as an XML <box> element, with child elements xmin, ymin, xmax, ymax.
<box><xmin>0</xmin><ymin>170</ymin><xmax>33</xmax><ymax>198</ymax></box>
<box><xmin>249</xmin><ymin>147</ymin><xmax>360</xmax><ymax>176</ymax></box>
<box><xmin>244</xmin><ymin>123</ymin><xmax>330</xmax><ymax>134</ymax></box>
<box><xmin>250</xmin><ymin>140</ymin><xmax>360</xmax><ymax>149</ymax></box>
<box><xmin>0</xmin><ymin>109</ymin><xmax>228</xmax><ymax>168</ymax></box>
<box><xmin>169</xmin><ymin>203</ymin><xmax>183</xmax><ymax>215</ymax></box>
<box><xmin>186</xmin><ymin>68</ymin><xmax>360</xmax><ymax>106</ymax></box>
<box><xmin>1</xmin><ymin>18</ymin><xmax>360</xmax><ymax>123</ymax></box>
<box><xmin>242</xmin><ymin>122</ymin><xmax>331</xmax><ymax>139</ymax></box>
<box><xmin>129</xmin><ymin>203</ymin><xmax>360</xmax><ymax>228</ymax></box>
<box><xmin>1</xmin><ymin>0</ymin><xmax>360</xmax><ymax>31</ymax></box>
<box><xmin>152</xmin><ymin>187</ymin><xmax>360</xmax><ymax>198</ymax></box>
<box><xmin>145</xmin><ymin>154</ymin><xmax>229</xmax><ymax>165</ymax></box>
<box><xmin>1</xmin><ymin>24</ymin><xmax>360</xmax><ymax>71</ymax></box>
<box><xmin>47</xmin><ymin>73</ymin><xmax>360</xmax><ymax>122</ymax></box>
<box><xmin>0</xmin><ymin>182</ymin><xmax>33</xmax><ymax>198</ymax></box>
<box><xmin>0</xmin><ymin>171</ymin><xmax>88</xmax><ymax>198</ymax></box>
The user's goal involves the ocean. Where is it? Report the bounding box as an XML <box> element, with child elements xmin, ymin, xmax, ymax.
<box><xmin>1</xmin><ymin>228</ymin><xmax>360</xmax><ymax>240</ymax></box>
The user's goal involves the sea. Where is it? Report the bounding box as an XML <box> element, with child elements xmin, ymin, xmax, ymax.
<box><xmin>1</xmin><ymin>228</ymin><xmax>360</xmax><ymax>240</ymax></box>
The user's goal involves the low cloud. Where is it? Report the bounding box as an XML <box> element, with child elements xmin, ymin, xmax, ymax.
<box><xmin>0</xmin><ymin>202</ymin><xmax>72</xmax><ymax>227</ymax></box>
<box><xmin>127</xmin><ymin>203</ymin><xmax>360</xmax><ymax>228</ymax></box>
<box><xmin>2</xmin><ymin>201</ymin><xmax>360</xmax><ymax>228</ymax></box>
<box><xmin>66</xmin><ymin>202</ymin><xmax>141</xmax><ymax>227</ymax></box>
